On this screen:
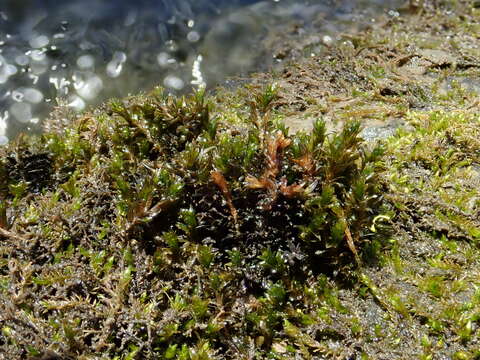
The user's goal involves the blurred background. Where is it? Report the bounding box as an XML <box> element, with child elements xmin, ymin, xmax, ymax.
<box><xmin>0</xmin><ymin>0</ymin><xmax>404</xmax><ymax>143</ymax></box>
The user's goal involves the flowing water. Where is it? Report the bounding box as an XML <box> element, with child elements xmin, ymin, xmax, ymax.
<box><xmin>0</xmin><ymin>0</ymin><xmax>405</xmax><ymax>144</ymax></box>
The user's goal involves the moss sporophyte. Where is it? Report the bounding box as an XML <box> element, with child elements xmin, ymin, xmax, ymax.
<box><xmin>2</xmin><ymin>1</ymin><xmax>480</xmax><ymax>358</ymax></box>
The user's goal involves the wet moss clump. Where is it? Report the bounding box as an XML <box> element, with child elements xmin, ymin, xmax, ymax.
<box><xmin>0</xmin><ymin>85</ymin><xmax>385</xmax><ymax>359</ymax></box>
<box><xmin>2</xmin><ymin>1</ymin><xmax>480</xmax><ymax>358</ymax></box>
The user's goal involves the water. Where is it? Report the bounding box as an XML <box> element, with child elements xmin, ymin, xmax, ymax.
<box><xmin>0</xmin><ymin>0</ymin><xmax>404</xmax><ymax>144</ymax></box>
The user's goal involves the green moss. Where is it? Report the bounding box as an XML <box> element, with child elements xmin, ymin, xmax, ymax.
<box><xmin>0</xmin><ymin>82</ymin><xmax>386</xmax><ymax>358</ymax></box>
<box><xmin>2</xmin><ymin>1</ymin><xmax>480</xmax><ymax>358</ymax></box>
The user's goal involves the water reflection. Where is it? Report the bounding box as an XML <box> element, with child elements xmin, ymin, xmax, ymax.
<box><xmin>0</xmin><ymin>0</ymin><xmax>404</xmax><ymax>143</ymax></box>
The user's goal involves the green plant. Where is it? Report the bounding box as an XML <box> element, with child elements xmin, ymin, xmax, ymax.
<box><xmin>0</xmin><ymin>84</ymin><xmax>385</xmax><ymax>359</ymax></box>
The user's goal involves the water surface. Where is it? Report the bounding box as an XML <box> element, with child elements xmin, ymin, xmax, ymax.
<box><xmin>0</xmin><ymin>0</ymin><xmax>404</xmax><ymax>144</ymax></box>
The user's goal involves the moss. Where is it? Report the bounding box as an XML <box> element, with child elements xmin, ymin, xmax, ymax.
<box><xmin>2</xmin><ymin>0</ymin><xmax>480</xmax><ymax>358</ymax></box>
<box><xmin>0</xmin><ymin>81</ymin><xmax>386</xmax><ymax>358</ymax></box>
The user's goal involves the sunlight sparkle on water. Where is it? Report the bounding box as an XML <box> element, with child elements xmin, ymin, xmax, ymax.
<box><xmin>10</xmin><ymin>102</ymin><xmax>32</xmax><ymax>123</ymax></box>
<box><xmin>77</xmin><ymin>55</ymin><xmax>95</xmax><ymax>69</ymax></box>
<box><xmin>50</xmin><ymin>75</ymin><xmax>71</xmax><ymax>93</ymax></box>
<box><xmin>0</xmin><ymin>55</ymin><xmax>18</xmax><ymax>84</ymax></box>
<box><xmin>29</xmin><ymin>35</ymin><xmax>50</xmax><ymax>49</ymax></box>
<box><xmin>23</xmin><ymin>88</ymin><xmax>44</xmax><ymax>104</ymax></box>
<box><xmin>163</xmin><ymin>75</ymin><xmax>184</xmax><ymax>90</ymax></box>
<box><xmin>0</xmin><ymin>111</ymin><xmax>8</xmax><ymax>145</ymax></box>
<box><xmin>29</xmin><ymin>49</ymin><xmax>46</xmax><ymax>62</ymax></box>
<box><xmin>68</xmin><ymin>96</ymin><xmax>86</xmax><ymax>111</ymax></box>
<box><xmin>11</xmin><ymin>90</ymin><xmax>24</xmax><ymax>102</ymax></box>
<box><xmin>187</xmin><ymin>31</ymin><xmax>200</xmax><ymax>42</ymax></box>
<box><xmin>76</xmin><ymin>75</ymin><xmax>103</xmax><ymax>100</ymax></box>
<box><xmin>106</xmin><ymin>51</ymin><xmax>127</xmax><ymax>78</ymax></box>
<box><xmin>15</xmin><ymin>54</ymin><xmax>29</xmax><ymax>66</ymax></box>
<box><xmin>157</xmin><ymin>52</ymin><xmax>170</xmax><ymax>67</ymax></box>
<box><xmin>191</xmin><ymin>55</ymin><xmax>205</xmax><ymax>89</ymax></box>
